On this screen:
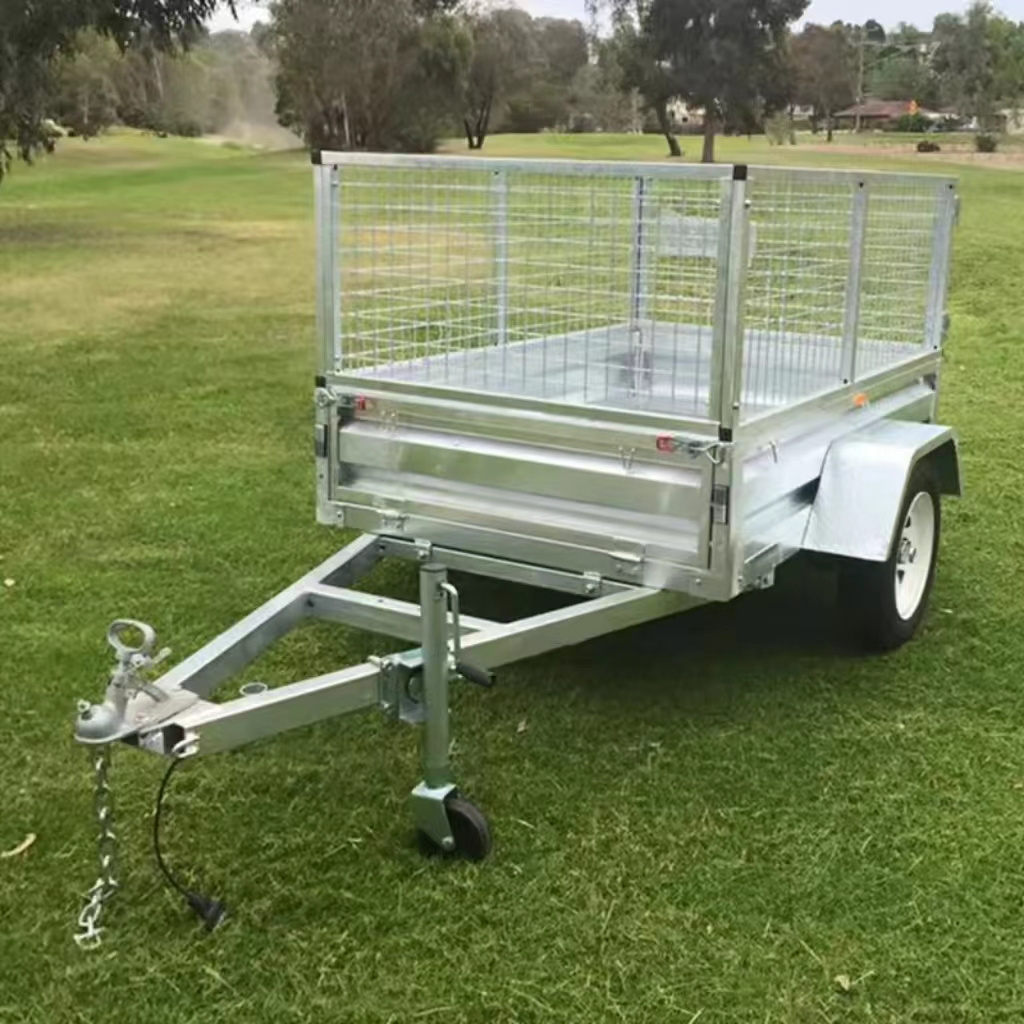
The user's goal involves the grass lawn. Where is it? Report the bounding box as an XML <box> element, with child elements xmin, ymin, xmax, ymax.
<box><xmin>2</xmin><ymin>129</ymin><xmax>1024</xmax><ymax>1023</ymax></box>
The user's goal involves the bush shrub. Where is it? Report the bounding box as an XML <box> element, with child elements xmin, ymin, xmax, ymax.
<box><xmin>502</xmin><ymin>87</ymin><xmax>567</xmax><ymax>134</ymax></box>
<box><xmin>765</xmin><ymin>112</ymin><xmax>795</xmax><ymax>146</ymax></box>
<box><xmin>975</xmin><ymin>132</ymin><xmax>999</xmax><ymax>153</ymax></box>
<box><xmin>565</xmin><ymin>112</ymin><xmax>597</xmax><ymax>133</ymax></box>
<box><xmin>894</xmin><ymin>112</ymin><xmax>930</xmax><ymax>133</ymax></box>
<box><xmin>917</xmin><ymin>139</ymin><xmax>941</xmax><ymax>153</ymax></box>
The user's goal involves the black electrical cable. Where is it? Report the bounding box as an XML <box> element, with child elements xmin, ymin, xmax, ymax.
<box><xmin>153</xmin><ymin>757</ymin><xmax>228</xmax><ymax>931</ymax></box>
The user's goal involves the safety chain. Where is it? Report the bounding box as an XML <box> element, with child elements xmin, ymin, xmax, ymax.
<box><xmin>74</xmin><ymin>745</ymin><xmax>120</xmax><ymax>949</ymax></box>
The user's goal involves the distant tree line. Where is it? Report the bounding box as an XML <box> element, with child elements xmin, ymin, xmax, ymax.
<box><xmin>265</xmin><ymin>0</ymin><xmax>635</xmax><ymax>153</ymax></box>
<box><xmin>2</xmin><ymin>0</ymin><xmax>1024</xmax><ymax>182</ymax></box>
<box><xmin>0</xmin><ymin>0</ymin><xmax>223</xmax><ymax>180</ymax></box>
<box><xmin>267</xmin><ymin>0</ymin><xmax>1024</xmax><ymax>160</ymax></box>
<box><xmin>47</xmin><ymin>30</ymin><xmax>279</xmax><ymax>141</ymax></box>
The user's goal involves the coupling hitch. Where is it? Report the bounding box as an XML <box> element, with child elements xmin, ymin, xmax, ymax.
<box><xmin>75</xmin><ymin>620</ymin><xmax>172</xmax><ymax>744</ymax></box>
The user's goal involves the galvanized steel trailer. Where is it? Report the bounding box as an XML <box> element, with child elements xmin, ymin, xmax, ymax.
<box><xmin>74</xmin><ymin>154</ymin><xmax>961</xmax><ymax>939</ymax></box>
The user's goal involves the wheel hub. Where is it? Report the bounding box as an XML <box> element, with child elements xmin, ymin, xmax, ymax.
<box><xmin>894</xmin><ymin>491</ymin><xmax>936</xmax><ymax>621</ymax></box>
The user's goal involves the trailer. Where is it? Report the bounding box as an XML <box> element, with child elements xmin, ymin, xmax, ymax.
<box><xmin>73</xmin><ymin>154</ymin><xmax>961</xmax><ymax>944</ymax></box>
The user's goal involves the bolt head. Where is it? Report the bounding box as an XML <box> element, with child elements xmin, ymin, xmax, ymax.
<box><xmin>440</xmin><ymin>836</ymin><xmax>455</xmax><ymax>851</ymax></box>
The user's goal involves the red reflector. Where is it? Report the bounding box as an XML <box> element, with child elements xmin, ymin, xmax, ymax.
<box><xmin>355</xmin><ymin>395</ymin><xmax>368</xmax><ymax>411</ymax></box>
<box><xmin>655</xmin><ymin>434</ymin><xmax>675</xmax><ymax>453</ymax></box>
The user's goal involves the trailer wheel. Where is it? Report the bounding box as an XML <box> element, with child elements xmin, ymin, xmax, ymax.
<box><xmin>418</xmin><ymin>794</ymin><xmax>492</xmax><ymax>861</ymax></box>
<box><xmin>840</xmin><ymin>463</ymin><xmax>941</xmax><ymax>652</ymax></box>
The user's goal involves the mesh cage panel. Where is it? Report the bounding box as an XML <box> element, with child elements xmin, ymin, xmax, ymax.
<box><xmin>743</xmin><ymin>176</ymin><xmax>853</xmax><ymax>411</ymax></box>
<box><xmin>329</xmin><ymin>159</ymin><xmax>953</xmax><ymax>426</ymax></box>
<box><xmin>857</xmin><ymin>179</ymin><xmax>938</xmax><ymax>377</ymax></box>
<box><xmin>741</xmin><ymin>168</ymin><xmax>948</xmax><ymax>421</ymax></box>
<box><xmin>337</xmin><ymin>163</ymin><xmax>728</xmax><ymax>419</ymax></box>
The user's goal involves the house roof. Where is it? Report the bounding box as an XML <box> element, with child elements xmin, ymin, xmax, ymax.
<box><xmin>834</xmin><ymin>99</ymin><xmax>916</xmax><ymax>119</ymax></box>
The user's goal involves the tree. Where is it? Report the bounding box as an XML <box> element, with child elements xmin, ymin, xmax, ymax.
<box><xmin>864</xmin><ymin>23</ymin><xmax>940</xmax><ymax>108</ymax></box>
<box><xmin>462</xmin><ymin>8</ymin><xmax>538</xmax><ymax>149</ymax></box>
<box><xmin>51</xmin><ymin>33</ymin><xmax>121</xmax><ymax>139</ymax></box>
<box><xmin>500</xmin><ymin>17</ymin><xmax>590</xmax><ymax>134</ymax></box>
<box><xmin>932</xmin><ymin>3</ymin><xmax>1023</xmax><ymax>130</ymax></box>
<box><xmin>533</xmin><ymin>18</ymin><xmax>589</xmax><ymax>87</ymax></box>
<box><xmin>870</xmin><ymin>54</ymin><xmax>938</xmax><ymax>106</ymax></box>
<box><xmin>790</xmin><ymin>24</ymin><xmax>855</xmax><ymax>141</ymax></box>
<box><xmin>564</xmin><ymin>47</ymin><xmax>638</xmax><ymax>132</ymax></box>
<box><xmin>990</xmin><ymin>15</ymin><xmax>1024</xmax><ymax>111</ymax></box>
<box><xmin>863</xmin><ymin>19</ymin><xmax>886</xmax><ymax>45</ymax></box>
<box><xmin>602</xmin><ymin>5</ymin><xmax>683</xmax><ymax>157</ymax></box>
<box><xmin>595</xmin><ymin>0</ymin><xmax>807</xmax><ymax>160</ymax></box>
<box><xmin>502</xmin><ymin>85</ymin><xmax>567</xmax><ymax>133</ymax></box>
<box><xmin>269</xmin><ymin>0</ymin><xmax>468</xmax><ymax>152</ymax></box>
<box><xmin>403</xmin><ymin>12</ymin><xmax>473</xmax><ymax>150</ymax></box>
<box><xmin>833</xmin><ymin>18</ymin><xmax>887</xmax><ymax>130</ymax></box>
<box><xmin>0</xmin><ymin>0</ymin><xmax>225</xmax><ymax>181</ymax></box>
<box><xmin>643</xmin><ymin>0</ymin><xmax>808</xmax><ymax>162</ymax></box>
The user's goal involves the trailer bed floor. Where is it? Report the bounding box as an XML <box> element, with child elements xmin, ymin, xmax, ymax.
<box><xmin>350</xmin><ymin>321</ymin><xmax>921</xmax><ymax>420</ymax></box>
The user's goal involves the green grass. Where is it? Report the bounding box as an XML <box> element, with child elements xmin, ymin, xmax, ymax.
<box><xmin>2</xmin><ymin>130</ymin><xmax>1024</xmax><ymax>1022</ymax></box>
<box><xmin>466</xmin><ymin>129</ymin><xmax>1024</xmax><ymax>161</ymax></box>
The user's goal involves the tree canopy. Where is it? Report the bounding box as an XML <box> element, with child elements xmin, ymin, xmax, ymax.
<box><xmin>790</xmin><ymin>24</ymin><xmax>855</xmax><ymax>140</ymax></box>
<box><xmin>598</xmin><ymin>2</ymin><xmax>683</xmax><ymax>155</ymax></box>
<box><xmin>593</xmin><ymin>0</ymin><xmax>807</xmax><ymax>161</ymax></box>
<box><xmin>933</xmin><ymin>2</ymin><xmax>1024</xmax><ymax>129</ymax></box>
<box><xmin>462</xmin><ymin>8</ymin><xmax>537</xmax><ymax>149</ymax></box>
<box><xmin>268</xmin><ymin>0</ymin><xmax>469</xmax><ymax>152</ymax></box>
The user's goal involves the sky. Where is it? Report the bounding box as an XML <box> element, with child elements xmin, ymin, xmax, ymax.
<box><xmin>209</xmin><ymin>0</ymin><xmax>1024</xmax><ymax>35</ymax></box>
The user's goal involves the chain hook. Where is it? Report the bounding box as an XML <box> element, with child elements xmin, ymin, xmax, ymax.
<box><xmin>73</xmin><ymin>745</ymin><xmax>120</xmax><ymax>949</ymax></box>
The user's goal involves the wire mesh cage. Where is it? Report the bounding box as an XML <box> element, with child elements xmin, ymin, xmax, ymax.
<box><xmin>741</xmin><ymin>169</ymin><xmax>951</xmax><ymax>414</ymax></box>
<box><xmin>326</xmin><ymin>156</ymin><xmax>955</xmax><ymax>428</ymax></box>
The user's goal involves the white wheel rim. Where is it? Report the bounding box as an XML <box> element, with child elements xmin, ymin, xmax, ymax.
<box><xmin>894</xmin><ymin>491</ymin><xmax>935</xmax><ymax>620</ymax></box>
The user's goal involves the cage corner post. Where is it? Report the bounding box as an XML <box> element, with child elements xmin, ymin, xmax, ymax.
<box><xmin>313</xmin><ymin>161</ymin><xmax>341</xmax><ymax>524</ymax></box>
<box><xmin>924</xmin><ymin>180</ymin><xmax>958</xmax><ymax>354</ymax></box>
<box><xmin>707</xmin><ymin>169</ymin><xmax>752</xmax><ymax>595</ymax></box>
<box><xmin>840</xmin><ymin>178</ymin><xmax>869</xmax><ymax>387</ymax></box>
<box><xmin>314</xmin><ymin>161</ymin><xmax>342</xmax><ymax>377</ymax></box>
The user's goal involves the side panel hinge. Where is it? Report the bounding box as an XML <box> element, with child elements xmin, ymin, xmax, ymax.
<box><xmin>314</xmin><ymin>423</ymin><xmax>329</xmax><ymax>459</ymax></box>
<box><xmin>337</xmin><ymin>393</ymin><xmax>357</xmax><ymax>426</ymax></box>
<box><xmin>379</xmin><ymin>509</ymin><xmax>408</xmax><ymax>534</ymax></box>
<box><xmin>711</xmin><ymin>484</ymin><xmax>730</xmax><ymax>525</ymax></box>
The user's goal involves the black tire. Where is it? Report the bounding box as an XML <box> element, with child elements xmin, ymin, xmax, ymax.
<box><xmin>417</xmin><ymin>793</ymin><xmax>492</xmax><ymax>861</ymax></box>
<box><xmin>839</xmin><ymin>462</ymin><xmax>941</xmax><ymax>652</ymax></box>
<box><xmin>445</xmin><ymin>795</ymin><xmax>492</xmax><ymax>861</ymax></box>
